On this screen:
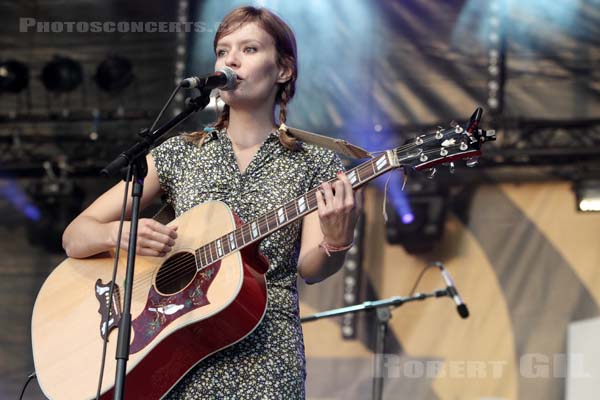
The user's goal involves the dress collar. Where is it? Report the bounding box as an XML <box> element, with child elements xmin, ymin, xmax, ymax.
<box><xmin>205</xmin><ymin>127</ymin><xmax>280</xmax><ymax>145</ymax></box>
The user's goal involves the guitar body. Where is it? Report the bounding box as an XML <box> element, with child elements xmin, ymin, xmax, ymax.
<box><xmin>31</xmin><ymin>201</ymin><xmax>269</xmax><ymax>400</ymax></box>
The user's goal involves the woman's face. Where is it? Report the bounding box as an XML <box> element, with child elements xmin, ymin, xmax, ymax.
<box><xmin>214</xmin><ymin>22</ymin><xmax>289</xmax><ymax>109</ymax></box>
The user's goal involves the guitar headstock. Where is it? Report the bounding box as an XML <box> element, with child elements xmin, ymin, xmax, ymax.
<box><xmin>395</xmin><ymin>108</ymin><xmax>496</xmax><ymax>173</ymax></box>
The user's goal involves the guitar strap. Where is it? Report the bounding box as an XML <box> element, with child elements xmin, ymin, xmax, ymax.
<box><xmin>278</xmin><ymin>123</ymin><xmax>372</xmax><ymax>160</ymax></box>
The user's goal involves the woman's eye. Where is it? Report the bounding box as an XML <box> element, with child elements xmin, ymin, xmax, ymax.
<box><xmin>216</xmin><ymin>49</ymin><xmax>227</xmax><ymax>57</ymax></box>
<box><xmin>244</xmin><ymin>46</ymin><xmax>257</xmax><ymax>54</ymax></box>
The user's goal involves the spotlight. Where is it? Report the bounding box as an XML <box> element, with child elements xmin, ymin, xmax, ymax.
<box><xmin>94</xmin><ymin>55</ymin><xmax>134</xmax><ymax>92</ymax></box>
<box><xmin>41</xmin><ymin>56</ymin><xmax>83</xmax><ymax>92</ymax></box>
<box><xmin>574</xmin><ymin>180</ymin><xmax>600</xmax><ymax>212</ymax></box>
<box><xmin>385</xmin><ymin>181</ymin><xmax>448</xmax><ymax>254</ymax></box>
<box><xmin>0</xmin><ymin>60</ymin><xmax>29</xmax><ymax>93</ymax></box>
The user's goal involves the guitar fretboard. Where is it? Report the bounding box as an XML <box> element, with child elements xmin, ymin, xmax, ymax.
<box><xmin>194</xmin><ymin>152</ymin><xmax>396</xmax><ymax>268</ymax></box>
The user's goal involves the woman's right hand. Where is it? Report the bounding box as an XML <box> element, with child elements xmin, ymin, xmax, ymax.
<box><xmin>114</xmin><ymin>218</ymin><xmax>178</xmax><ymax>257</ymax></box>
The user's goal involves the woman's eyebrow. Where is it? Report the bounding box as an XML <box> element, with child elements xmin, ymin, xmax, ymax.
<box><xmin>216</xmin><ymin>38</ymin><xmax>263</xmax><ymax>48</ymax></box>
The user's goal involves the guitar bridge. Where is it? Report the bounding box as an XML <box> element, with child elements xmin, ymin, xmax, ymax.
<box><xmin>95</xmin><ymin>279</ymin><xmax>122</xmax><ymax>340</ymax></box>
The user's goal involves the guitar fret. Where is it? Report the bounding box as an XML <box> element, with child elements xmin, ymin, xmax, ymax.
<box><xmin>228</xmin><ymin>232</ymin><xmax>237</xmax><ymax>250</ymax></box>
<box><xmin>208</xmin><ymin>242</ymin><xmax>216</xmax><ymax>262</ymax></box>
<box><xmin>195</xmin><ymin>248</ymin><xmax>204</xmax><ymax>267</ymax></box>
<box><xmin>357</xmin><ymin>164</ymin><xmax>370</xmax><ymax>182</ymax></box>
<box><xmin>307</xmin><ymin>190</ymin><xmax>317</xmax><ymax>209</ymax></box>
<box><xmin>216</xmin><ymin>239</ymin><xmax>224</xmax><ymax>257</ymax></box>
<box><xmin>297</xmin><ymin>196</ymin><xmax>307</xmax><ymax>214</ymax></box>
<box><xmin>199</xmin><ymin>247</ymin><xmax>207</xmax><ymax>267</ymax></box>
<box><xmin>277</xmin><ymin>207</ymin><xmax>286</xmax><ymax>224</ymax></box>
<box><xmin>235</xmin><ymin>228</ymin><xmax>244</xmax><ymax>247</ymax></box>
<box><xmin>202</xmin><ymin>245</ymin><xmax>210</xmax><ymax>265</ymax></box>
<box><xmin>221</xmin><ymin>235</ymin><xmax>230</xmax><ymax>254</ymax></box>
<box><xmin>289</xmin><ymin>202</ymin><xmax>297</xmax><ymax>219</ymax></box>
<box><xmin>201</xmin><ymin>247</ymin><xmax>207</xmax><ymax>265</ymax></box>
<box><xmin>251</xmin><ymin>221</ymin><xmax>260</xmax><ymax>239</ymax></box>
<box><xmin>260</xmin><ymin>215</ymin><xmax>269</xmax><ymax>236</ymax></box>
<box><xmin>347</xmin><ymin>169</ymin><xmax>359</xmax><ymax>186</ymax></box>
<box><xmin>242</xmin><ymin>225</ymin><xmax>251</xmax><ymax>244</ymax></box>
<box><xmin>375</xmin><ymin>154</ymin><xmax>389</xmax><ymax>171</ymax></box>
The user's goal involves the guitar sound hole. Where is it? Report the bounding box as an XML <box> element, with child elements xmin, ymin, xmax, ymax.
<box><xmin>155</xmin><ymin>251</ymin><xmax>197</xmax><ymax>295</ymax></box>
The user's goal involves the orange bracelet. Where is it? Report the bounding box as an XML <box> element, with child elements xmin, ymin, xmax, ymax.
<box><xmin>319</xmin><ymin>240</ymin><xmax>354</xmax><ymax>257</ymax></box>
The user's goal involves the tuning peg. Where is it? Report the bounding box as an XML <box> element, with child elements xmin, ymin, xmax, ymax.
<box><xmin>466</xmin><ymin>157</ymin><xmax>479</xmax><ymax>167</ymax></box>
<box><xmin>449</xmin><ymin>162</ymin><xmax>455</xmax><ymax>174</ymax></box>
<box><xmin>435</xmin><ymin>127</ymin><xmax>444</xmax><ymax>139</ymax></box>
<box><xmin>427</xmin><ymin>168</ymin><xmax>437</xmax><ymax>179</ymax></box>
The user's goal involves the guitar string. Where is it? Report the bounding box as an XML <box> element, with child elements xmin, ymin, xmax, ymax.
<box><xmin>122</xmin><ymin>176</ymin><xmax>355</xmax><ymax>300</ymax></box>
<box><xmin>122</xmin><ymin>138</ymin><xmax>471</xmax><ymax>301</ymax></box>
<box><xmin>114</xmin><ymin>132</ymin><xmax>470</xmax><ymax>302</ymax></box>
<box><xmin>135</xmin><ymin>141</ymin><xmax>471</xmax><ymax>297</ymax></box>
<box><xmin>121</xmin><ymin>158</ymin><xmax>382</xmax><ymax>301</ymax></box>
<box><xmin>37</xmin><ymin>135</ymin><xmax>469</xmax><ymax>324</ymax></box>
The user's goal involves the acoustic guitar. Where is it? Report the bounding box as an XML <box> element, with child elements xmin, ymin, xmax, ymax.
<box><xmin>31</xmin><ymin>109</ymin><xmax>494</xmax><ymax>399</ymax></box>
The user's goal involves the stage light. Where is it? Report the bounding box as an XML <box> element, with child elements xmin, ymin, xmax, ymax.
<box><xmin>0</xmin><ymin>60</ymin><xmax>29</xmax><ymax>93</ymax></box>
<box><xmin>41</xmin><ymin>56</ymin><xmax>83</xmax><ymax>92</ymax></box>
<box><xmin>385</xmin><ymin>178</ymin><xmax>448</xmax><ymax>254</ymax></box>
<box><xmin>574</xmin><ymin>180</ymin><xmax>600</xmax><ymax>212</ymax></box>
<box><xmin>94</xmin><ymin>55</ymin><xmax>134</xmax><ymax>92</ymax></box>
<box><xmin>401</xmin><ymin>213</ymin><xmax>414</xmax><ymax>224</ymax></box>
<box><xmin>0</xmin><ymin>180</ymin><xmax>40</xmax><ymax>221</ymax></box>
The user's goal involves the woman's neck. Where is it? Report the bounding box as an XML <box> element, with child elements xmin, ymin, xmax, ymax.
<box><xmin>226</xmin><ymin>104</ymin><xmax>277</xmax><ymax>150</ymax></box>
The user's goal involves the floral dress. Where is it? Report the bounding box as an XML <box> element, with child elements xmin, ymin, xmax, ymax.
<box><xmin>151</xmin><ymin>128</ymin><xmax>342</xmax><ymax>399</ymax></box>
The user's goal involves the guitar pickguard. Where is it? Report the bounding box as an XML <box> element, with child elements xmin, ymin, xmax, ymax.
<box><xmin>129</xmin><ymin>262</ymin><xmax>221</xmax><ymax>354</ymax></box>
<box><xmin>95</xmin><ymin>279</ymin><xmax>122</xmax><ymax>340</ymax></box>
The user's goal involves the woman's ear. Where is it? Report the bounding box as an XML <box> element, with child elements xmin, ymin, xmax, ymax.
<box><xmin>277</xmin><ymin>64</ymin><xmax>293</xmax><ymax>84</ymax></box>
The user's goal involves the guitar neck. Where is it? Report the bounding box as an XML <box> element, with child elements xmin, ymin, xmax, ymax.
<box><xmin>195</xmin><ymin>151</ymin><xmax>399</xmax><ymax>268</ymax></box>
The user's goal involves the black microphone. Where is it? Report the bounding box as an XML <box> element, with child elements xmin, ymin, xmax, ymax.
<box><xmin>434</xmin><ymin>262</ymin><xmax>470</xmax><ymax>319</ymax></box>
<box><xmin>180</xmin><ymin>66</ymin><xmax>237</xmax><ymax>90</ymax></box>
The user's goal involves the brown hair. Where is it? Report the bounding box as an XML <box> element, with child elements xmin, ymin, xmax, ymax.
<box><xmin>186</xmin><ymin>6</ymin><xmax>299</xmax><ymax>150</ymax></box>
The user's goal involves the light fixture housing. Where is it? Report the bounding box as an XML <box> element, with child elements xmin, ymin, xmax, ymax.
<box><xmin>41</xmin><ymin>56</ymin><xmax>83</xmax><ymax>92</ymax></box>
<box><xmin>0</xmin><ymin>59</ymin><xmax>29</xmax><ymax>93</ymax></box>
<box><xmin>94</xmin><ymin>55</ymin><xmax>134</xmax><ymax>92</ymax></box>
<box><xmin>574</xmin><ymin>180</ymin><xmax>600</xmax><ymax>212</ymax></box>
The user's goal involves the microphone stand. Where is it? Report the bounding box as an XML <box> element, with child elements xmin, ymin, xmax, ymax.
<box><xmin>102</xmin><ymin>89</ymin><xmax>212</xmax><ymax>400</ymax></box>
<box><xmin>300</xmin><ymin>289</ymin><xmax>449</xmax><ymax>400</ymax></box>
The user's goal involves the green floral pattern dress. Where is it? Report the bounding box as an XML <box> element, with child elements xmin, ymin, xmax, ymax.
<box><xmin>151</xmin><ymin>128</ymin><xmax>342</xmax><ymax>399</ymax></box>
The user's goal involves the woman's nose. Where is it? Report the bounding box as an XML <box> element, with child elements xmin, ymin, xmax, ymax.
<box><xmin>225</xmin><ymin>49</ymin><xmax>240</xmax><ymax>68</ymax></box>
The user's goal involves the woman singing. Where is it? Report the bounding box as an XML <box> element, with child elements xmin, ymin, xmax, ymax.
<box><xmin>63</xmin><ymin>6</ymin><xmax>358</xmax><ymax>398</ymax></box>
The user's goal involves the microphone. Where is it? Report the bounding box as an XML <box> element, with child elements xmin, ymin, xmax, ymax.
<box><xmin>180</xmin><ymin>67</ymin><xmax>237</xmax><ymax>91</ymax></box>
<box><xmin>434</xmin><ymin>262</ymin><xmax>470</xmax><ymax>319</ymax></box>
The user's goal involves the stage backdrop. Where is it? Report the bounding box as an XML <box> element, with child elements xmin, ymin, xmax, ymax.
<box><xmin>300</xmin><ymin>183</ymin><xmax>600</xmax><ymax>400</ymax></box>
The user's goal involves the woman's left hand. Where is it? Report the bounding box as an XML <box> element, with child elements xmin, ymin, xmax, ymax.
<box><xmin>315</xmin><ymin>172</ymin><xmax>359</xmax><ymax>246</ymax></box>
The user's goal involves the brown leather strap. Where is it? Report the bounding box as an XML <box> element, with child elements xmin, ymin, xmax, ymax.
<box><xmin>280</xmin><ymin>124</ymin><xmax>371</xmax><ymax>159</ymax></box>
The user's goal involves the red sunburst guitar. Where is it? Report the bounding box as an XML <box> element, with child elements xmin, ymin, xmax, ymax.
<box><xmin>31</xmin><ymin>109</ymin><xmax>495</xmax><ymax>399</ymax></box>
